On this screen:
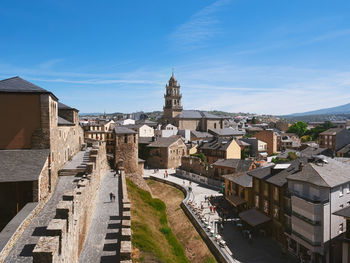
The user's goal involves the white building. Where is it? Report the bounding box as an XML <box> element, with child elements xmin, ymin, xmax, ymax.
<box><xmin>286</xmin><ymin>156</ymin><xmax>350</xmax><ymax>263</ymax></box>
<box><xmin>155</xmin><ymin>124</ymin><xmax>178</xmax><ymax>138</ymax></box>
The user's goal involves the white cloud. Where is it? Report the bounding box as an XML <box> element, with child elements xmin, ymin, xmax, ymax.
<box><xmin>169</xmin><ymin>0</ymin><xmax>231</xmax><ymax>50</ymax></box>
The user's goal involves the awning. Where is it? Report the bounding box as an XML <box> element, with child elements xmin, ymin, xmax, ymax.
<box><xmin>225</xmin><ymin>195</ymin><xmax>246</xmax><ymax>207</ymax></box>
<box><xmin>239</xmin><ymin>208</ymin><xmax>271</xmax><ymax>227</ymax></box>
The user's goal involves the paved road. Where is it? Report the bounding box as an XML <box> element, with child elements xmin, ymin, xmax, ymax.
<box><xmin>78</xmin><ymin>171</ymin><xmax>120</xmax><ymax>263</ymax></box>
<box><xmin>144</xmin><ymin>169</ymin><xmax>297</xmax><ymax>263</ymax></box>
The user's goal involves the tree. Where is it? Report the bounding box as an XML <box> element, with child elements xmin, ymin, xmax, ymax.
<box><xmin>252</xmin><ymin>117</ymin><xmax>257</xmax><ymax>124</ymax></box>
<box><xmin>287</xmin><ymin>121</ymin><xmax>307</xmax><ymax>137</ymax></box>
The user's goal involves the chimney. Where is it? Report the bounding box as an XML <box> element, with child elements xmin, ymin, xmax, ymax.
<box><xmin>299</xmin><ymin>162</ymin><xmax>304</xmax><ymax>171</ymax></box>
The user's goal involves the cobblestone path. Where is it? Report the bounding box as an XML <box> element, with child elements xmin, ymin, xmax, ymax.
<box><xmin>78</xmin><ymin>171</ymin><xmax>120</xmax><ymax>263</ymax></box>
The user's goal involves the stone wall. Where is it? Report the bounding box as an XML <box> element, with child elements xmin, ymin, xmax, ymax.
<box><xmin>115</xmin><ymin>134</ymin><xmax>139</xmax><ymax>175</ymax></box>
<box><xmin>119</xmin><ymin>172</ymin><xmax>132</xmax><ymax>262</ymax></box>
<box><xmin>31</xmin><ymin>142</ymin><xmax>108</xmax><ymax>263</ymax></box>
<box><xmin>180</xmin><ymin>156</ymin><xmax>216</xmax><ymax>178</ymax></box>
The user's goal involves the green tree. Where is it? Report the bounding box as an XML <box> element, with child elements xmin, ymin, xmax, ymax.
<box><xmin>287</xmin><ymin>121</ymin><xmax>307</xmax><ymax>137</ymax></box>
<box><xmin>252</xmin><ymin>117</ymin><xmax>257</xmax><ymax>124</ymax></box>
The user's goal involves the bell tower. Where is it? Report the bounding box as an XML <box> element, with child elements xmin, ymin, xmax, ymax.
<box><xmin>163</xmin><ymin>73</ymin><xmax>183</xmax><ymax>119</ymax></box>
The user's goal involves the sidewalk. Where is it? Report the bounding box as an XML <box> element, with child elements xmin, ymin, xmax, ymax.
<box><xmin>79</xmin><ymin>171</ymin><xmax>120</xmax><ymax>263</ymax></box>
<box><xmin>144</xmin><ymin>169</ymin><xmax>297</xmax><ymax>263</ymax></box>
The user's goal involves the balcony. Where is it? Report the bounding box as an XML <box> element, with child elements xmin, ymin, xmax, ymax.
<box><xmin>292</xmin><ymin>211</ymin><xmax>321</xmax><ymax>226</ymax></box>
<box><xmin>292</xmin><ymin>230</ymin><xmax>322</xmax><ymax>247</ymax></box>
<box><xmin>290</xmin><ymin>191</ymin><xmax>328</xmax><ymax>204</ymax></box>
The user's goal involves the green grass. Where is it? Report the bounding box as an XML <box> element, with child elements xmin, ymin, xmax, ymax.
<box><xmin>127</xmin><ymin>179</ymin><xmax>189</xmax><ymax>263</ymax></box>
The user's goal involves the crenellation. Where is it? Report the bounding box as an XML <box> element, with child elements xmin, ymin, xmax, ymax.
<box><xmin>32</xmin><ymin>236</ymin><xmax>60</xmax><ymax>263</ymax></box>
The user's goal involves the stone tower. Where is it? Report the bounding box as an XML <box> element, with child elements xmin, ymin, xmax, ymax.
<box><xmin>163</xmin><ymin>73</ymin><xmax>183</xmax><ymax>119</ymax></box>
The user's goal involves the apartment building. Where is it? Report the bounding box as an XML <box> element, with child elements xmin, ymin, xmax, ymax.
<box><xmin>286</xmin><ymin>157</ymin><xmax>350</xmax><ymax>263</ymax></box>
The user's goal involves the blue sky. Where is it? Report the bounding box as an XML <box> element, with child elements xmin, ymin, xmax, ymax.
<box><xmin>1</xmin><ymin>0</ymin><xmax>350</xmax><ymax>115</ymax></box>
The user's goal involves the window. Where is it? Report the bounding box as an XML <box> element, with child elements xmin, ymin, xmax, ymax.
<box><xmin>347</xmin><ymin>184</ymin><xmax>350</xmax><ymax>194</ymax></box>
<box><xmin>339</xmin><ymin>223</ymin><xmax>344</xmax><ymax>234</ymax></box>
<box><xmin>124</xmin><ymin>135</ymin><xmax>128</xmax><ymax>143</ymax></box>
<box><xmin>340</xmin><ymin>185</ymin><xmax>344</xmax><ymax>197</ymax></box>
<box><xmin>347</xmin><ymin>201</ymin><xmax>350</xmax><ymax>206</ymax></box>
<box><xmin>273</xmin><ymin>206</ymin><xmax>279</xmax><ymax>219</ymax></box>
<box><xmin>329</xmin><ymin>141</ymin><xmax>332</xmax><ymax>146</ymax></box>
<box><xmin>264</xmin><ymin>182</ymin><xmax>269</xmax><ymax>197</ymax></box>
<box><xmin>273</xmin><ymin>187</ymin><xmax>279</xmax><ymax>201</ymax></box>
<box><xmin>254</xmin><ymin>179</ymin><xmax>259</xmax><ymax>192</ymax></box>
<box><xmin>254</xmin><ymin>195</ymin><xmax>259</xmax><ymax>208</ymax></box>
<box><xmin>263</xmin><ymin>200</ymin><xmax>269</xmax><ymax>214</ymax></box>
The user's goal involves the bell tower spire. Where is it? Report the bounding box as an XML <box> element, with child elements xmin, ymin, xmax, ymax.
<box><xmin>163</xmin><ymin>73</ymin><xmax>183</xmax><ymax>119</ymax></box>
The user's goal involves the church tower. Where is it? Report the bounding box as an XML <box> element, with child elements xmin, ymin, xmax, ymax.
<box><xmin>163</xmin><ymin>73</ymin><xmax>183</xmax><ymax>119</ymax></box>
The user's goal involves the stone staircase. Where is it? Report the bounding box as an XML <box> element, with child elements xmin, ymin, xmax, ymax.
<box><xmin>58</xmin><ymin>149</ymin><xmax>91</xmax><ymax>177</ymax></box>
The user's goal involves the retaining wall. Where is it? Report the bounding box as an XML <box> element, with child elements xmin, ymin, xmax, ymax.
<box><xmin>148</xmin><ymin>176</ymin><xmax>232</xmax><ymax>263</ymax></box>
<box><xmin>31</xmin><ymin>141</ymin><xmax>108</xmax><ymax>263</ymax></box>
<box><xmin>176</xmin><ymin>169</ymin><xmax>223</xmax><ymax>190</ymax></box>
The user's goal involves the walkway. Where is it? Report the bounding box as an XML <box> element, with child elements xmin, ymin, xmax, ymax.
<box><xmin>4</xmin><ymin>176</ymin><xmax>77</xmax><ymax>263</ymax></box>
<box><xmin>4</xmin><ymin>150</ymin><xmax>90</xmax><ymax>263</ymax></box>
<box><xmin>144</xmin><ymin>169</ymin><xmax>297</xmax><ymax>263</ymax></box>
<box><xmin>78</xmin><ymin>171</ymin><xmax>121</xmax><ymax>263</ymax></box>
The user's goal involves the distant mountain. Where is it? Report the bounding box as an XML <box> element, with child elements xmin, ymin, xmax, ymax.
<box><xmin>289</xmin><ymin>103</ymin><xmax>350</xmax><ymax>116</ymax></box>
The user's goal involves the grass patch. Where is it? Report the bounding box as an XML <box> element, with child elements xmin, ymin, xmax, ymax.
<box><xmin>127</xmin><ymin>179</ymin><xmax>189</xmax><ymax>263</ymax></box>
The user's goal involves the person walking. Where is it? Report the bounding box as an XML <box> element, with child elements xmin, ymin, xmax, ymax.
<box><xmin>109</xmin><ymin>192</ymin><xmax>113</xmax><ymax>202</ymax></box>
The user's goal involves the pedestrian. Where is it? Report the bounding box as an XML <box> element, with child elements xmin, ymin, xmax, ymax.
<box><xmin>109</xmin><ymin>192</ymin><xmax>113</xmax><ymax>202</ymax></box>
<box><xmin>189</xmin><ymin>181</ymin><xmax>192</xmax><ymax>185</ymax></box>
<box><xmin>165</xmin><ymin>170</ymin><xmax>168</xmax><ymax>178</ymax></box>
<box><xmin>183</xmin><ymin>180</ymin><xmax>185</xmax><ymax>185</ymax></box>
<box><xmin>112</xmin><ymin>194</ymin><xmax>116</xmax><ymax>202</ymax></box>
<box><xmin>210</xmin><ymin>206</ymin><xmax>212</xmax><ymax>213</ymax></box>
<box><xmin>164</xmin><ymin>172</ymin><xmax>166</xmax><ymax>178</ymax></box>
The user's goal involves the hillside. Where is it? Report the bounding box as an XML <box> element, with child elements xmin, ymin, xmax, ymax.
<box><xmin>289</xmin><ymin>103</ymin><xmax>350</xmax><ymax>116</ymax></box>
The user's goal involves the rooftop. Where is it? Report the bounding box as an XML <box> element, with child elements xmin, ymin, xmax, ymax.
<box><xmin>0</xmin><ymin>149</ymin><xmax>50</xmax><ymax>183</ymax></box>
<box><xmin>176</xmin><ymin>110</ymin><xmax>222</xmax><ymax>120</ymax></box>
<box><xmin>213</xmin><ymin>159</ymin><xmax>253</xmax><ymax>172</ymax></box>
<box><xmin>58</xmin><ymin>116</ymin><xmax>74</xmax><ymax>126</ymax></box>
<box><xmin>0</xmin><ymin>76</ymin><xmax>58</xmax><ymax>100</ymax></box>
<box><xmin>223</xmin><ymin>173</ymin><xmax>252</xmax><ymax>187</ymax></box>
<box><xmin>208</xmin><ymin>128</ymin><xmax>246</xmax><ymax>137</ymax></box>
<box><xmin>147</xmin><ymin>135</ymin><xmax>183</xmax><ymax>148</ymax></box>
<box><xmin>319</xmin><ymin>128</ymin><xmax>343</xmax><ymax>135</ymax></box>
<box><xmin>58</xmin><ymin>102</ymin><xmax>78</xmax><ymax>111</ymax></box>
<box><xmin>114</xmin><ymin>126</ymin><xmax>137</xmax><ymax>134</ymax></box>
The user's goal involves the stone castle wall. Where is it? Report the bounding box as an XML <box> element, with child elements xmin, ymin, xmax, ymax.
<box><xmin>115</xmin><ymin>134</ymin><xmax>139</xmax><ymax>175</ymax></box>
<box><xmin>31</xmin><ymin>142</ymin><xmax>108</xmax><ymax>263</ymax></box>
